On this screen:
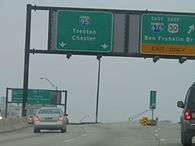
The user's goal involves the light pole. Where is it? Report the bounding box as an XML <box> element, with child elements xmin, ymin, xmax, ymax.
<box><xmin>40</xmin><ymin>77</ymin><xmax>58</xmax><ymax>90</ymax></box>
<box><xmin>40</xmin><ymin>77</ymin><xmax>67</xmax><ymax>116</ymax></box>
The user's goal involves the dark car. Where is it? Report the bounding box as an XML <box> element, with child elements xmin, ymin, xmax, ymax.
<box><xmin>177</xmin><ymin>82</ymin><xmax>195</xmax><ymax>146</ymax></box>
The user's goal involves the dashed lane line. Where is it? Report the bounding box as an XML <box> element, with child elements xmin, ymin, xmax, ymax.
<box><xmin>64</xmin><ymin>138</ymin><xmax>74</xmax><ymax>143</ymax></box>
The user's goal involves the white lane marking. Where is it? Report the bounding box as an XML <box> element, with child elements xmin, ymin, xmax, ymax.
<box><xmin>154</xmin><ymin>133</ymin><xmax>159</xmax><ymax>137</ymax></box>
<box><xmin>154</xmin><ymin>128</ymin><xmax>160</xmax><ymax>133</ymax></box>
<box><xmin>160</xmin><ymin>138</ymin><xmax>166</xmax><ymax>142</ymax></box>
<box><xmin>64</xmin><ymin>138</ymin><xmax>74</xmax><ymax>143</ymax></box>
<box><xmin>63</xmin><ymin>133</ymin><xmax>87</xmax><ymax>143</ymax></box>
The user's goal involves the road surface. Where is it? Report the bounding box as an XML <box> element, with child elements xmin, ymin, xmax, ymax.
<box><xmin>0</xmin><ymin>121</ymin><xmax>189</xmax><ymax>146</ymax></box>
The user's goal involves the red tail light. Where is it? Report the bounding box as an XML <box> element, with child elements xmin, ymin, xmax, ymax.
<box><xmin>58</xmin><ymin>115</ymin><xmax>64</xmax><ymax>121</ymax></box>
<box><xmin>33</xmin><ymin>115</ymin><xmax>40</xmax><ymax>122</ymax></box>
<box><xmin>184</xmin><ymin>111</ymin><xmax>192</xmax><ymax>120</ymax></box>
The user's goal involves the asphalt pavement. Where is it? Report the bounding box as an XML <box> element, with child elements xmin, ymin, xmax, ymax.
<box><xmin>0</xmin><ymin>121</ymin><xmax>189</xmax><ymax>146</ymax></box>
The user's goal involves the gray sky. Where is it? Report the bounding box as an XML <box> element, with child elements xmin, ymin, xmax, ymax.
<box><xmin>1</xmin><ymin>0</ymin><xmax>195</xmax><ymax>122</ymax></box>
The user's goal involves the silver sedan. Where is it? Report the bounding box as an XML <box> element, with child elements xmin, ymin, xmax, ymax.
<box><xmin>33</xmin><ymin>107</ymin><xmax>67</xmax><ymax>133</ymax></box>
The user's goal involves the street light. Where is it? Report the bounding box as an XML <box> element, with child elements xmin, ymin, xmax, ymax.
<box><xmin>40</xmin><ymin>77</ymin><xmax>67</xmax><ymax>116</ymax></box>
<box><xmin>40</xmin><ymin>77</ymin><xmax>58</xmax><ymax>90</ymax></box>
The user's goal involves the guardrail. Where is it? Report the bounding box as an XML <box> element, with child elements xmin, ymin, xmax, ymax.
<box><xmin>0</xmin><ymin>117</ymin><xmax>28</xmax><ymax>132</ymax></box>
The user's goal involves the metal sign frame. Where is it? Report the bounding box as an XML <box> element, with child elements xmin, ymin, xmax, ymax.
<box><xmin>22</xmin><ymin>4</ymin><xmax>195</xmax><ymax>117</ymax></box>
<box><xmin>28</xmin><ymin>4</ymin><xmax>195</xmax><ymax>59</ymax></box>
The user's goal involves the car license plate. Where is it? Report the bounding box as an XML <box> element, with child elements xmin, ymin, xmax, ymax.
<box><xmin>45</xmin><ymin>117</ymin><xmax>53</xmax><ymax>120</ymax></box>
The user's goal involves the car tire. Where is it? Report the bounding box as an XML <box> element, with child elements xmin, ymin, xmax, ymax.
<box><xmin>61</xmin><ymin>128</ymin><xmax>65</xmax><ymax>133</ymax></box>
<box><xmin>61</xmin><ymin>127</ymin><xmax>67</xmax><ymax>133</ymax></box>
<box><xmin>181</xmin><ymin>131</ymin><xmax>192</xmax><ymax>146</ymax></box>
<box><xmin>34</xmin><ymin>128</ymin><xmax>40</xmax><ymax>133</ymax></box>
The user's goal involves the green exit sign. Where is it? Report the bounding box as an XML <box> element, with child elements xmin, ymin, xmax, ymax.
<box><xmin>150</xmin><ymin>90</ymin><xmax>157</xmax><ymax>109</ymax></box>
<box><xmin>11</xmin><ymin>89</ymin><xmax>61</xmax><ymax>105</ymax></box>
<box><xmin>55</xmin><ymin>10</ymin><xmax>113</xmax><ymax>52</ymax></box>
<box><xmin>141</xmin><ymin>14</ymin><xmax>195</xmax><ymax>56</ymax></box>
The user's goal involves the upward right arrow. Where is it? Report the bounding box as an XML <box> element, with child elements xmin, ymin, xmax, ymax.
<box><xmin>188</xmin><ymin>25</ymin><xmax>195</xmax><ymax>34</ymax></box>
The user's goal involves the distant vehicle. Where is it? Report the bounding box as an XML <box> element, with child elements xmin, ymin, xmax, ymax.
<box><xmin>27</xmin><ymin>115</ymin><xmax>34</xmax><ymax>124</ymax></box>
<box><xmin>177</xmin><ymin>82</ymin><xmax>195</xmax><ymax>146</ymax></box>
<box><xmin>33</xmin><ymin>107</ymin><xmax>67</xmax><ymax>133</ymax></box>
<box><xmin>26</xmin><ymin>110</ymin><xmax>36</xmax><ymax>124</ymax></box>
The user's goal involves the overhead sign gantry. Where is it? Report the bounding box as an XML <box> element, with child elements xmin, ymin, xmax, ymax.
<box><xmin>22</xmin><ymin>4</ymin><xmax>195</xmax><ymax>117</ymax></box>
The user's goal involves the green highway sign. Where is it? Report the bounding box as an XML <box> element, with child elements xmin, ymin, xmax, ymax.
<box><xmin>150</xmin><ymin>90</ymin><xmax>156</xmax><ymax>109</ymax></box>
<box><xmin>11</xmin><ymin>89</ymin><xmax>61</xmax><ymax>104</ymax></box>
<box><xmin>55</xmin><ymin>10</ymin><xmax>113</xmax><ymax>52</ymax></box>
<box><xmin>141</xmin><ymin>14</ymin><xmax>195</xmax><ymax>56</ymax></box>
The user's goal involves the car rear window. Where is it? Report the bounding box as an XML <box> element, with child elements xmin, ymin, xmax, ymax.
<box><xmin>186</xmin><ymin>87</ymin><xmax>195</xmax><ymax>110</ymax></box>
<box><xmin>38</xmin><ymin>109</ymin><xmax>61</xmax><ymax>114</ymax></box>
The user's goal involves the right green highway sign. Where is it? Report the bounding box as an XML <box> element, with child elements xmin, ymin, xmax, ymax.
<box><xmin>141</xmin><ymin>14</ymin><xmax>195</xmax><ymax>56</ymax></box>
<box><xmin>150</xmin><ymin>90</ymin><xmax>157</xmax><ymax>109</ymax></box>
<box><xmin>55</xmin><ymin>10</ymin><xmax>113</xmax><ymax>52</ymax></box>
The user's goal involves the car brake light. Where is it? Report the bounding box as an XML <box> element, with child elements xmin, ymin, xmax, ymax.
<box><xmin>33</xmin><ymin>115</ymin><xmax>40</xmax><ymax>121</ymax></box>
<box><xmin>184</xmin><ymin>111</ymin><xmax>192</xmax><ymax>120</ymax></box>
<box><xmin>58</xmin><ymin>115</ymin><xmax>64</xmax><ymax>121</ymax></box>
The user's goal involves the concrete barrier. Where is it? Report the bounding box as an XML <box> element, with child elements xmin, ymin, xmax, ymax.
<box><xmin>0</xmin><ymin>117</ymin><xmax>29</xmax><ymax>133</ymax></box>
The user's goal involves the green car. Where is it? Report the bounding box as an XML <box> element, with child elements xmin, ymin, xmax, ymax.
<box><xmin>33</xmin><ymin>107</ymin><xmax>67</xmax><ymax>133</ymax></box>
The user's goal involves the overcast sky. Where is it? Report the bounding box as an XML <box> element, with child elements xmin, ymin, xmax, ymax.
<box><xmin>1</xmin><ymin>0</ymin><xmax>195</xmax><ymax>122</ymax></box>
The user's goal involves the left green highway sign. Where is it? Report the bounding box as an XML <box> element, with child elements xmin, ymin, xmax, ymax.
<box><xmin>11</xmin><ymin>89</ymin><xmax>58</xmax><ymax>104</ymax></box>
<box><xmin>55</xmin><ymin>10</ymin><xmax>113</xmax><ymax>52</ymax></box>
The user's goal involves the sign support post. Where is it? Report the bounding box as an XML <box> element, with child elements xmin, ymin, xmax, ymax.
<box><xmin>22</xmin><ymin>4</ymin><xmax>32</xmax><ymax>117</ymax></box>
<box><xmin>95</xmin><ymin>56</ymin><xmax>102</xmax><ymax>123</ymax></box>
<box><xmin>5</xmin><ymin>88</ymin><xmax>8</xmax><ymax>118</ymax></box>
<box><xmin>64</xmin><ymin>91</ymin><xmax>67</xmax><ymax>116</ymax></box>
